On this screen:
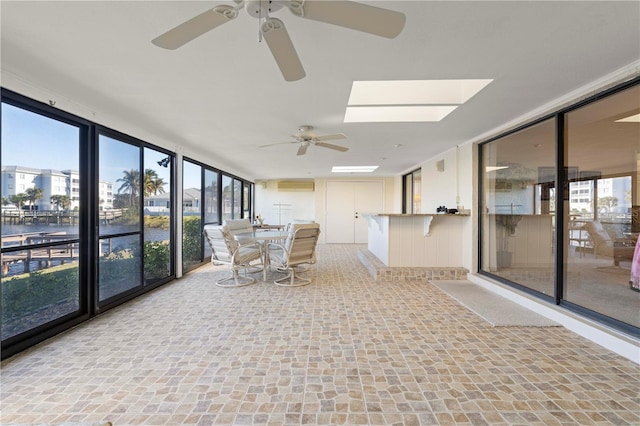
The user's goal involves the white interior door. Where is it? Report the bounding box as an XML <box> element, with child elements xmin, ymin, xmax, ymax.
<box><xmin>354</xmin><ymin>181</ymin><xmax>384</xmax><ymax>243</ymax></box>
<box><xmin>325</xmin><ymin>181</ymin><xmax>383</xmax><ymax>243</ymax></box>
<box><xmin>326</xmin><ymin>181</ymin><xmax>355</xmax><ymax>243</ymax></box>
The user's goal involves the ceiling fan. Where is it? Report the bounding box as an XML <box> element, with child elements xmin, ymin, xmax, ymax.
<box><xmin>151</xmin><ymin>0</ymin><xmax>406</xmax><ymax>81</ymax></box>
<box><xmin>260</xmin><ymin>125</ymin><xmax>348</xmax><ymax>155</ymax></box>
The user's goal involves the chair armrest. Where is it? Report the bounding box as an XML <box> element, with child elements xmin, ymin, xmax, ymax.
<box><xmin>230</xmin><ymin>242</ymin><xmax>263</xmax><ymax>264</ymax></box>
<box><xmin>266</xmin><ymin>242</ymin><xmax>288</xmax><ymax>265</ymax></box>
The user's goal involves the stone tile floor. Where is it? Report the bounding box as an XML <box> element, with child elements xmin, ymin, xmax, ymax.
<box><xmin>1</xmin><ymin>244</ymin><xmax>638</xmax><ymax>425</ymax></box>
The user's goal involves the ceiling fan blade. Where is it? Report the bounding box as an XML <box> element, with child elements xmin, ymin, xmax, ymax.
<box><xmin>314</xmin><ymin>133</ymin><xmax>347</xmax><ymax>142</ymax></box>
<box><xmin>288</xmin><ymin>1</ymin><xmax>405</xmax><ymax>39</ymax></box>
<box><xmin>297</xmin><ymin>143</ymin><xmax>309</xmax><ymax>156</ymax></box>
<box><xmin>259</xmin><ymin>141</ymin><xmax>299</xmax><ymax>148</ymax></box>
<box><xmin>261</xmin><ymin>18</ymin><xmax>306</xmax><ymax>81</ymax></box>
<box><xmin>316</xmin><ymin>142</ymin><xmax>349</xmax><ymax>152</ymax></box>
<box><xmin>152</xmin><ymin>5</ymin><xmax>238</xmax><ymax>50</ymax></box>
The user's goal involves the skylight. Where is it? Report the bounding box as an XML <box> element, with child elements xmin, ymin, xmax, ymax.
<box><xmin>615</xmin><ymin>113</ymin><xmax>640</xmax><ymax>123</ymax></box>
<box><xmin>332</xmin><ymin>166</ymin><xmax>379</xmax><ymax>173</ymax></box>
<box><xmin>344</xmin><ymin>79</ymin><xmax>492</xmax><ymax>123</ymax></box>
<box><xmin>345</xmin><ymin>106</ymin><xmax>457</xmax><ymax>123</ymax></box>
<box><xmin>485</xmin><ymin>166</ymin><xmax>509</xmax><ymax>172</ymax></box>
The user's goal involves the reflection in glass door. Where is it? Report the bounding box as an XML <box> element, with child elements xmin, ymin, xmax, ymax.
<box><xmin>564</xmin><ymin>84</ymin><xmax>640</xmax><ymax>329</ymax></box>
<box><xmin>480</xmin><ymin>119</ymin><xmax>556</xmax><ymax>297</ymax></box>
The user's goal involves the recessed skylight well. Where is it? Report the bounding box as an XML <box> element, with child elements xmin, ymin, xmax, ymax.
<box><xmin>616</xmin><ymin>113</ymin><xmax>640</xmax><ymax>123</ymax></box>
<box><xmin>347</xmin><ymin>79</ymin><xmax>493</xmax><ymax>105</ymax></box>
<box><xmin>344</xmin><ymin>79</ymin><xmax>493</xmax><ymax>123</ymax></box>
<box><xmin>345</xmin><ymin>106</ymin><xmax>457</xmax><ymax>123</ymax></box>
<box><xmin>332</xmin><ymin>166</ymin><xmax>379</xmax><ymax>173</ymax></box>
<box><xmin>485</xmin><ymin>166</ymin><xmax>509</xmax><ymax>172</ymax></box>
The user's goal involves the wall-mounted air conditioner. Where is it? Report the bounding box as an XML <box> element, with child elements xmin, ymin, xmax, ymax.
<box><xmin>277</xmin><ymin>180</ymin><xmax>315</xmax><ymax>192</ymax></box>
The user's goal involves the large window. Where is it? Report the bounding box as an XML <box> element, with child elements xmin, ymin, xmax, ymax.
<box><xmin>98</xmin><ymin>133</ymin><xmax>142</xmax><ymax>302</ymax></box>
<box><xmin>243</xmin><ymin>183</ymin><xmax>252</xmax><ymax>220</ymax></box>
<box><xmin>480</xmin><ymin>80</ymin><xmax>640</xmax><ymax>334</ymax></box>
<box><xmin>1</xmin><ymin>90</ymin><xmax>177</xmax><ymax>359</ymax></box>
<box><xmin>221</xmin><ymin>175</ymin><xmax>233</xmax><ymax>221</ymax></box>
<box><xmin>182</xmin><ymin>159</ymin><xmax>254</xmax><ymax>272</ymax></box>
<box><xmin>143</xmin><ymin>148</ymin><xmax>172</xmax><ymax>286</ymax></box>
<box><xmin>481</xmin><ymin>119</ymin><xmax>556</xmax><ymax>297</ymax></box>
<box><xmin>402</xmin><ymin>168</ymin><xmax>421</xmax><ymax>214</ymax></box>
<box><xmin>182</xmin><ymin>160</ymin><xmax>202</xmax><ymax>271</ymax></box>
<box><xmin>1</xmin><ymin>90</ymin><xmax>254</xmax><ymax>358</ymax></box>
<box><xmin>1</xmin><ymin>101</ymin><xmax>83</xmax><ymax>340</ymax></box>
<box><xmin>233</xmin><ymin>178</ymin><xmax>242</xmax><ymax>219</ymax></box>
<box><xmin>564</xmin><ymin>85</ymin><xmax>640</xmax><ymax>328</ymax></box>
<box><xmin>203</xmin><ymin>169</ymin><xmax>219</xmax><ymax>260</ymax></box>
<box><xmin>204</xmin><ymin>169</ymin><xmax>219</xmax><ymax>225</ymax></box>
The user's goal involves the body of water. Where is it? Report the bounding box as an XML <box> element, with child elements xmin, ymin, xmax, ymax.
<box><xmin>2</xmin><ymin>223</ymin><xmax>169</xmax><ymax>241</ymax></box>
<box><xmin>2</xmin><ymin>223</ymin><xmax>170</xmax><ymax>277</ymax></box>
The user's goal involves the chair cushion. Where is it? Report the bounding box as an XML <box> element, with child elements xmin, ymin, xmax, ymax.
<box><xmin>283</xmin><ymin>223</ymin><xmax>320</xmax><ymax>267</ymax></box>
<box><xmin>235</xmin><ymin>245</ymin><xmax>262</xmax><ymax>265</ymax></box>
<box><xmin>204</xmin><ymin>225</ymin><xmax>232</xmax><ymax>263</ymax></box>
<box><xmin>224</xmin><ymin>218</ymin><xmax>253</xmax><ymax>234</ymax></box>
<box><xmin>220</xmin><ymin>226</ymin><xmax>240</xmax><ymax>255</ymax></box>
<box><xmin>224</xmin><ymin>219</ymin><xmax>254</xmax><ymax>243</ymax></box>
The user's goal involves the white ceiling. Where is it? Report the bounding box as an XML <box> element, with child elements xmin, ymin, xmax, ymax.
<box><xmin>1</xmin><ymin>1</ymin><xmax>639</xmax><ymax>181</ymax></box>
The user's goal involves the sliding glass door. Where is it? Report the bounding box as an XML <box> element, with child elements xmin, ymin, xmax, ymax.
<box><xmin>479</xmin><ymin>80</ymin><xmax>640</xmax><ymax>334</ymax></box>
<box><xmin>563</xmin><ymin>85</ymin><xmax>640</xmax><ymax>328</ymax></box>
<box><xmin>1</xmin><ymin>98</ymin><xmax>85</xmax><ymax>342</ymax></box>
<box><xmin>97</xmin><ymin>133</ymin><xmax>142</xmax><ymax>303</ymax></box>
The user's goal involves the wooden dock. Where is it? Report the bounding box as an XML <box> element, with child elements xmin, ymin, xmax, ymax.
<box><xmin>1</xmin><ymin>232</ymin><xmax>80</xmax><ymax>275</ymax></box>
<box><xmin>1</xmin><ymin>209</ymin><xmax>123</xmax><ymax>225</ymax></box>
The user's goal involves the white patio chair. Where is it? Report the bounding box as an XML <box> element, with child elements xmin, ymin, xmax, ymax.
<box><xmin>223</xmin><ymin>218</ymin><xmax>255</xmax><ymax>243</ymax></box>
<box><xmin>203</xmin><ymin>224</ymin><xmax>263</xmax><ymax>287</ymax></box>
<box><xmin>267</xmin><ymin>223</ymin><xmax>320</xmax><ymax>287</ymax></box>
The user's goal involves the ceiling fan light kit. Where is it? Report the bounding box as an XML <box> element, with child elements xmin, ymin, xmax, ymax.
<box><xmin>152</xmin><ymin>0</ymin><xmax>406</xmax><ymax>81</ymax></box>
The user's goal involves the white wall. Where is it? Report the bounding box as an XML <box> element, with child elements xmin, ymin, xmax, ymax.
<box><xmin>255</xmin><ymin>177</ymin><xmax>397</xmax><ymax>244</ymax></box>
<box><xmin>420</xmin><ymin>146</ymin><xmax>471</xmax><ymax>213</ymax></box>
<box><xmin>418</xmin><ymin>143</ymin><xmax>476</xmax><ymax>272</ymax></box>
<box><xmin>254</xmin><ymin>181</ymin><xmax>315</xmax><ymax>226</ymax></box>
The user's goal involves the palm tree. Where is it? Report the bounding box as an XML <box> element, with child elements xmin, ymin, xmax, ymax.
<box><xmin>117</xmin><ymin>169</ymin><xmax>140</xmax><ymax>206</ymax></box>
<box><xmin>9</xmin><ymin>193</ymin><xmax>27</xmax><ymax>213</ymax></box>
<box><xmin>142</xmin><ymin>169</ymin><xmax>166</xmax><ymax>197</ymax></box>
<box><xmin>151</xmin><ymin>177</ymin><xmax>166</xmax><ymax>196</ymax></box>
<box><xmin>24</xmin><ymin>187</ymin><xmax>44</xmax><ymax>211</ymax></box>
<box><xmin>50</xmin><ymin>194</ymin><xmax>72</xmax><ymax>211</ymax></box>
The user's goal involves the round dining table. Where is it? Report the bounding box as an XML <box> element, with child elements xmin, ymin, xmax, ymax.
<box><xmin>236</xmin><ymin>230</ymin><xmax>288</xmax><ymax>281</ymax></box>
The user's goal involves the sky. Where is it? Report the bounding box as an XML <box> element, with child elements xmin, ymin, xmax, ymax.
<box><xmin>1</xmin><ymin>102</ymin><xmax>189</xmax><ymax>192</ymax></box>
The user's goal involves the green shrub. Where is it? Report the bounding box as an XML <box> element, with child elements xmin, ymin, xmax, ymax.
<box><xmin>144</xmin><ymin>240</ymin><xmax>170</xmax><ymax>280</ymax></box>
<box><xmin>144</xmin><ymin>215</ymin><xmax>170</xmax><ymax>229</ymax></box>
<box><xmin>1</xmin><ymin>267</ymin><xmax>79</xmax><ymax>322</ymax></box>
<box><xmin>183</xmin><ymin>216</ymin><xmax>202</xmax><ymax>266</ymax></box>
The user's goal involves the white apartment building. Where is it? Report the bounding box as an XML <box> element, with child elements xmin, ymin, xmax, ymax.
<box><xmin>1</xmin><ymin>165</ymin><xmax>114</xmax><ymax>211</ymax></box>
<box><xmin>569</xmin><ymin>176</ymin><xmax>632</xmax><ymax>217</ymax></box>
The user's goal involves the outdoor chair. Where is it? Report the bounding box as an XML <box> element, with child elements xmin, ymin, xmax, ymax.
<box><xmin>203</xmin><ymin>224</ymin><xmax>263</xmax><ymax>287</ymax></box>
<box><xmin>584</xmin><ymin>220</ymin><xmax>636</xmax><ymax>268</ymax></box>
<box><xmin>223</xmin><ymin>218</ymin><xmax>254</xmax><ymax>243</ymax></box>
<box><xmin>267</xmin><ymin>223</ymin><xmax>320</xmax><ymax>287</ymax></box>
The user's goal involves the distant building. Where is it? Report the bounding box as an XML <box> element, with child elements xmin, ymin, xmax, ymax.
<box><xmin>1</xmin><ymin>165</ymin><xmax>114</xmax><ymax>211</ymax></box>
<box><xmin>144</xmin><ymin>188</ymin><xmax>202</xmax><ymax>216</ymax></box>
<box><xmin>569</xmin><ymin>176</ymin><xmax>631</xmax><ymax>216</ymax></box>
